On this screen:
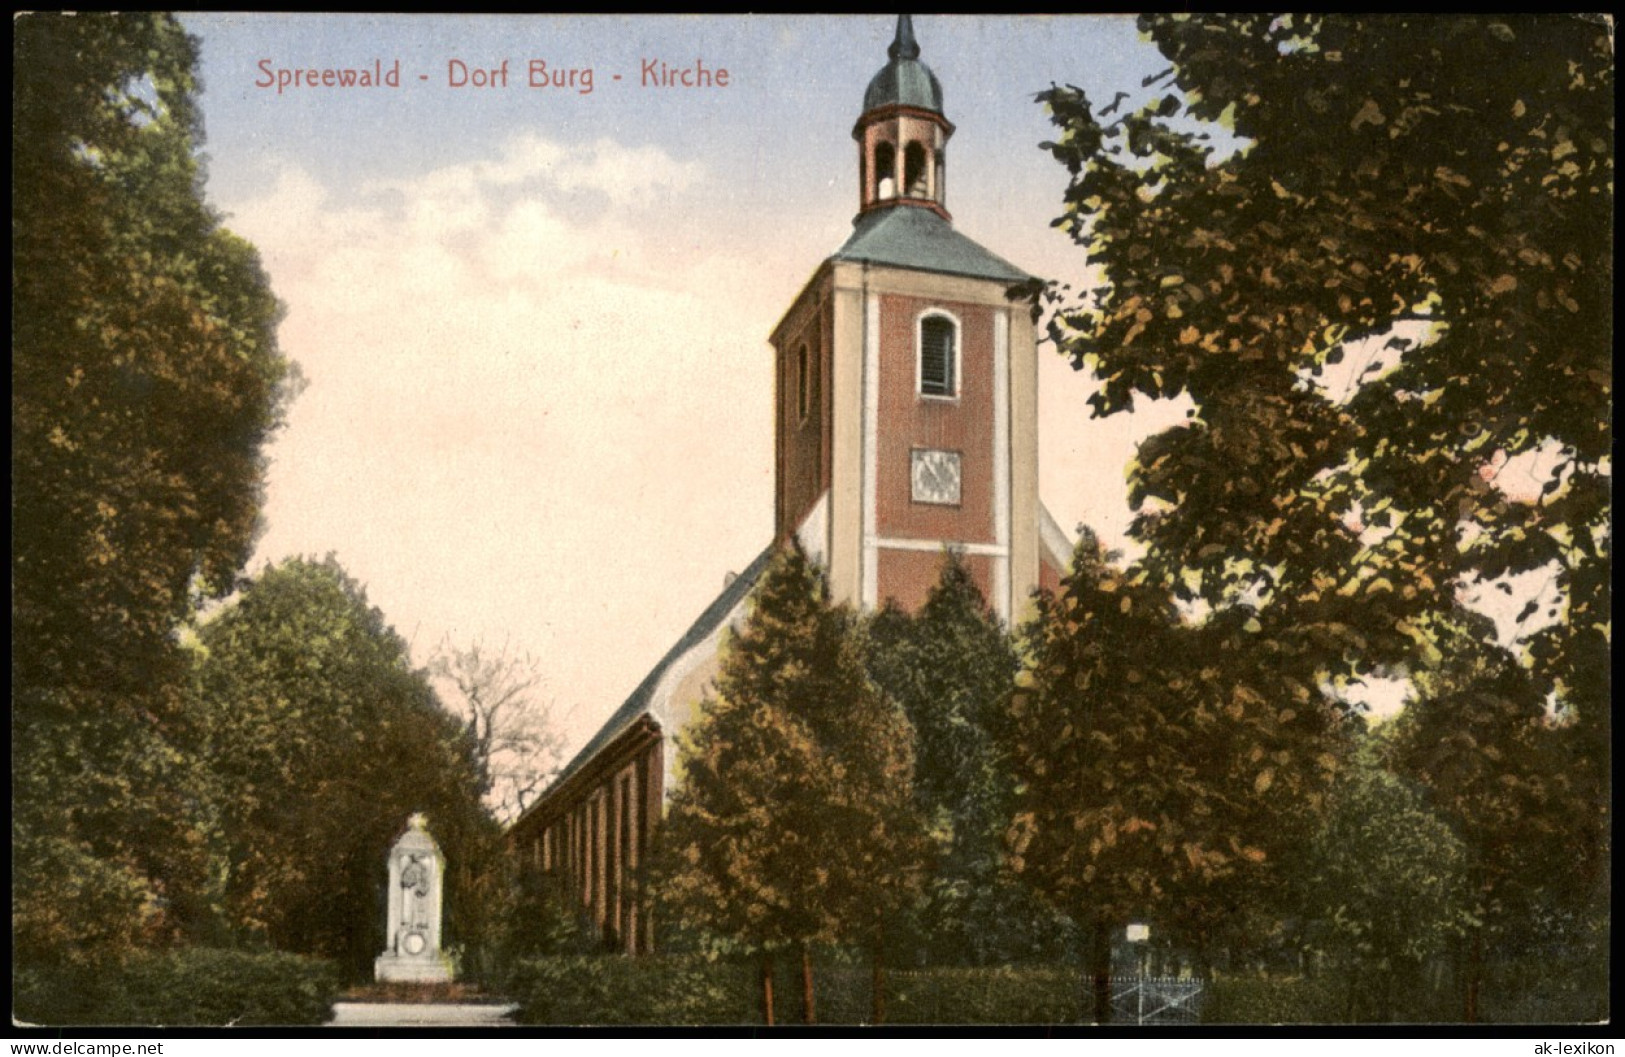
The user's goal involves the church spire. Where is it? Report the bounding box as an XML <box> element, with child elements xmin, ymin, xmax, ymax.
<box><xmin>888</xmin><ymin>15</ymin><xmax>920</xmax><ymax>61</ymax></box>
<box><xmin>855</xmin><ymin>15</ymin><xmax>953</xmax><ymax>219</ymax></box>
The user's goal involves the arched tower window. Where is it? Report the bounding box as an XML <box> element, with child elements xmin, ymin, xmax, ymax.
<box><xmin>874</xmin><ymin>141</ymin><xmax>897</xmax><ymax>200</ymax></box>
<box><xmin>853</xmin><ymin>14</ymin><xmax>954</xmax><ymax>219</ymax></box>
<box><xmin>918</xmin><ymin>313</ymin><xmax>958</xmax><ymax>397</ymax></box>
<box><xmin>904</xmin><ymin>141</ymin><xmax>929</xmax><ymax>198</ymax></box>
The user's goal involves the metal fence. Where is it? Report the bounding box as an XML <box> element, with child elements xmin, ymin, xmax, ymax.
<box><xmin>1108</xmin><ymin>976</ymin><xmax>1205</xmax><ymax>1025</ymax></box>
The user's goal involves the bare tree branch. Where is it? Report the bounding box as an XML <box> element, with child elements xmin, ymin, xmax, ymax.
<box><xmin>429</xmin><ymin>635</ymin><xmax>566</xmax><ymax>824</ymax></box>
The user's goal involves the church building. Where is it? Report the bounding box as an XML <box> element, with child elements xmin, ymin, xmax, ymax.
<box><xmin>507</xmin><ymin>16</ymin><xmax>1073</xmax><ymax>954</ymax></box>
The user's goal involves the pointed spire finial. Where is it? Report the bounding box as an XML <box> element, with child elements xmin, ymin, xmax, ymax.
<box><xmin>888</xmin><ymin>15</ymin><xmax>920</xmax><ymax>62</ymax></box>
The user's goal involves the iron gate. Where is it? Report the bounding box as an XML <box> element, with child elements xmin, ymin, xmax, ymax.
<box><xmin>1108</xmin><ymin>976</ymin><xmax>1204</xmax><ymax>1025</ymax></box>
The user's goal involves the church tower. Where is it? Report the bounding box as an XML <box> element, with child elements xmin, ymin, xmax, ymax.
<box><xmin>771</xmin><ymin>15</ymin><xmax>1046</xmax><ymax>622</ymax></box>
<box><xmin>510</xmin><ymin>18</ymin><xmax>1072</xmax><ymax>951</ymax></box>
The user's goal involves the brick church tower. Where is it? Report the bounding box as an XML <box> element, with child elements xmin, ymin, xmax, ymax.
<box><xmin>508</xmin><ymin>17</ymin><xmax>1070</xmax><ymax>953</ymax></box>
<box><xmin>771</xmin><ymin>15</ymin><xmax>1054</xmax><ymax>622</ymax></box>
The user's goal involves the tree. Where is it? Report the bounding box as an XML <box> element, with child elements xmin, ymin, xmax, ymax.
<box><xmin>1034</xmin><ymin>18</ymin><xmax>1609</xmax><ymax>1018</ymax></box>
<box><xmin>866</xmin><ymin>552</ymin><xmax>1071</xmax><ymax>968</ymax></box>
<box><xmin>1037</xmin><ymin>14</ymin><xmax>1608</xmax><ymax>688</ymax></box>
<box><xmin>1298</xmin><ymin>737</ymin><xmax>1473</xmax><ymax>1022</ymax></box>
<box><xmin>1383</xmin><ymin>612</ymin><xmax>1606</xmax><ymax>1020</ymax></box>
<box><xmin>193</xmin><ymin>557</ymin><xmax>496</xmax><ymax>977</ymax></box>
<box><xmin>818</xmin><ymin>615</ymin><xmax>929</xmax><ymax>1027</ymax></box>
<box><xmin>13</xmin><ymin>12</ymin><xmax>294</xmax><ymax>969</ymax></box>
<box><xmin>653</xmin><ymin>545</ymin><xmax>925</xmax><ymax>1024</ymax></box>
<box><xmin>429</xmin><ymin>639</ymin><xmax>567</xmax><ymax>824</ymax></box>
<box><xmin>13</xmin><ymin>12</ymin><xmax>292</xmax><ymax>699</ymax></box>
<box><xmin>1005</xmin><ymin>532</ymin><xmax>1342</xmax><ymax>1022</ymax></box>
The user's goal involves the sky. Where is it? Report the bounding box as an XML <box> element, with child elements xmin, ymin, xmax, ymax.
<box><xmin>176</xmin><ymin>14</ymin><xmax>1417</xmax><ymax>759</ymax></box>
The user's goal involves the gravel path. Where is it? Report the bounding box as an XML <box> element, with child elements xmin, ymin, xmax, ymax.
<box><xmin>328</xmin><ymin>1001</ymin><xmax>519</xmax><ymax>1027</ymax></box>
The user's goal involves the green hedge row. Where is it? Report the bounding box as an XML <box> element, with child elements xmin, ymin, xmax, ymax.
<box><xmin>510</xmin><ymin>955</ymin><xmax>758</xmax><ymax>1025</ymax></box>
<box><xmin>1201</xmin><ymin>968</ymin><xmax>1609</xmax><ymax>1024</ymax></box>
<box><xmin>511</xmin><ymin>956</ymin><xmax>1608</xmax><ymax>1026</ymax></box>
<box><xmin>510</xmin><ymin>955</ymin><xmax>737</xmax><ymax>1025</ymax></box>
<box><xmin>15</xmin><ymin>948</ymin><xmax>342</xmax><ymax>1027</ymax></box>
<box><xmin>1201</xmin><ymin>973</ymin><xmax>1344</xmax><ymax>1024</ymax></box>
<box><xmin>510</xmin><ymin>956</ymin><xmax>1084</xmax><ymax>1025</ymax></box>
<box><xmin>885</xmin><ymin>966</ymin><xmax>1080</xmax><ymax>1024</ymax></box>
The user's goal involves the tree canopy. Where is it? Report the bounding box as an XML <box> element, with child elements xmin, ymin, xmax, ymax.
<box><xmin>1005</xmin><ymin>531</ymin><xmax>1344</xmax><ymax>1018</ymax></box>
<box><xmin>1381</xmin><ymin>612</ymin><xmax>1606</xmax><ymax>1017</ymax></box>
<box><xmin>866</xmin><ymin>553</ymin><xmax>1069</xmax><ymax>967</ymax></box>
<box><xmin>1037</xmin><ymin>15</ymin><xmax>1610</xmax><ymax>715</ymax></box>
<box><xmin>655</xmin><ymin>546</ymin><xmax>925</xmax><ymax>1023</ymax></box>
<box><xmin>1299</xmin><ymin>737</ymin><xmax>1472</xmax><ymax>1022</ymax></box>
<box><xmin>13</xmin><ymin>13</ymin><xmax>295</xmax><ymax>969</ymax></box>
<box><xmin>14</xmin><ymin>13</ymin><xmax>293</xmax><ymax>700</ymax></box>
<box><xmin>193</xmin><ymin>557</ymin><xmax>496</xmax><ymax>976</ymax></box>
<box><xmin>430</xmin><ymin>638</ymin><xmax>566</xmax><ymax>824</ymax></box>
<box><xmin>1033</xmin><ymin>15</ymin><xmax>1609</xmax><ymax>1019</ymax></box>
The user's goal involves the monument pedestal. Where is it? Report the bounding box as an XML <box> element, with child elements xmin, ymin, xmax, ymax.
<box><xmin>375</xmin><ymin>814</ymin><xmax>456</xmax><ymax>984</ymax></box>
<box><xmin>373</xmin><ymin>950</ymin><xmax>454</xmax><ymax>984</ymax></box>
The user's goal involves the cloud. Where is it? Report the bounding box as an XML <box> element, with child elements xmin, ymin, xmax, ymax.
<box><xmin>225</xmin><ymin>132</ymin><xmax>773</xmax><ymax>752</ymax></box>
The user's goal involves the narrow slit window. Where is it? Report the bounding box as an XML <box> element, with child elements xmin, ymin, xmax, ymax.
<box><xmin>919</xmin><ymin>315</ymin><xmax>956</xmax><ymax>397</ymax></box>
<box><xmin>796</xmin><ymin>344</ymin><xmax>810</xmax><ymax>421</ymax></box>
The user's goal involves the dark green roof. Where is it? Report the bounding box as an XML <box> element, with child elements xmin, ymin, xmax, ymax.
<box><xmin>863</xmin><ymin>60</ymin><xmax>943</xmax><ymax>115</ymax></box>
<box><xmin>862</xmin><ymin>15</ymin><xmax>943</xmax><ymax>115</ymax></box>
<box><xmin>832</xmin><ymin>206</ymin><xmax>1031</xmax><ymax>284</ymax></box>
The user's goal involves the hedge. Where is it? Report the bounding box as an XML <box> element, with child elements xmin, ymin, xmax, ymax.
<box><xmin>510</xmin><ymin>955</ymin><xmax>758</xmax><ymax>1025</ymax></box>
<box><xmin>511</xmin><ymin>956</ymin><xmax>1084</xmax><ymax>1025</ymax></box>
<box><xmin>885</xmin><ymin>966</ymin><xmax>1080</xmax><ymax>1024</ymax></box>
<box><xmin>14</xmin><ymin>948</ymin><xmax>342</xmax><ymax>1027</ymax></box>
<box><xmin>1201</xmin><ymin>973</ymin><xmax>1345</xmax><ymax>1024</ymax></box>
<box><xmin>516</xmin><ymin>954</ymin><xmax>1602</xmax><ymax>1026</ymax></box>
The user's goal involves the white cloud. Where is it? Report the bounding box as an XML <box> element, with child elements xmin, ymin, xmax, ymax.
<box><xmin>227</xmin><ymin>133</ymin><xmax>772</xmax><ymax>755</ymax></box>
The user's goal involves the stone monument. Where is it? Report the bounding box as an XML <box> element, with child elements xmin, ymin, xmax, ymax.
<box><xmin>374</xmin><ymin>813</ymin><xmax>454</xmax><ymax>983</ymax></box>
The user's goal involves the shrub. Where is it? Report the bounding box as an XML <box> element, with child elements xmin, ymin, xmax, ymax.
<box><xmin>14</xmin><ymin>948</ymin><xmax>342</xmax><ymax>1026</ymax></box>
<box><xmin>469</xmin><ymin>870</ymin><xmax>604</xmax><ymax>991</ymax></box>
<box><xmin>885</xmin><ymin>966</ymin><xmax>1079</xmax><ymax>1024</ymax></box>
<box><xmin>1202</xmin><ymin>973</ymin><xmax>1343</xmax><ymax>1024</ymax></box>
<box><xmin>14</xmin><ymin>962</ymin><xmax>106</xmax><ymax>1026</ymax></box>
<box><xmin>511</xmin><ymin>956</ymin><xmax>1085</xmax><ymax>1025</ymax></box>
<box><xmin>1477</xmin><ymin>899</ymin><xmax>1611</xmax><ymax>1024</ymax></box>
<box><xmin>511</xmin><ymin>955</ymin><xmax>758</xmax><ymax>1026</ymax></box>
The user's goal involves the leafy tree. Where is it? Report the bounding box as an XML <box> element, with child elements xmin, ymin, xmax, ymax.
<box><xmin>1298</xmin><ymin>738</ymin><xmax>1472</xmax><ymax>1022</ymax></box>
<box><xmin>13</xmin><ymin>12</ymin><xmax>294</xmax><ymax>968</ymax></box>
<box><xmin>13</xmin><ymin>12</ymin><xmax>292</xmax><ymax>698</ymax></box>
<box><xmin>1005</xmin><ymin>532</ymin><xmax>1342</xmax><ymax>1022</ymax></box>
<box><xmin>1036</xmin><ymin>14</ymin><xmax>1608</xmax><ymax>692</ymax></box>
<box><xmin>1383</xmin><ymin>613</ymin><xmax>1606</xmax><ymax>1020</ymax></box>
<box><xmin>818</xmin><ymin>617</ymin><xmax>929</xmax><ymax>1026</ymax></box>
<box><xmin>193</xmin><ymin>557</ymin><xmax>496</xmax><ymax>977</ymax></box>
<box><xmin>1034</xmin><ymin>17</ymin><xmax>1609</xmax><ymax>1019</ymax></box>
<box><xmin>654</xmin><ymin>545</ymin><xmax>926</xmax><ymax>1024</ymax></box>
<box><xmin>867</xmin><ymin>553</ymin><xmax>1071</xmax><ymax>968</ymax></box>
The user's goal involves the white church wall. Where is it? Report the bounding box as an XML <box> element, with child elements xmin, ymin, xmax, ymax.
<box><xmin>795</xmin><ymin>490</ymin><xmax>831</xmax><ymax>569</ymax></box>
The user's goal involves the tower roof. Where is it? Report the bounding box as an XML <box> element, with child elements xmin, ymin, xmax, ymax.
<box><xmin>862</xmin><ymin>15</ymin><xmax>943</xmax><ymax>115</ymax></box>
<box><xmin>832</xmin><ymin>206</ymin><xmax>1030</xmax><ymax>284</ymax></box>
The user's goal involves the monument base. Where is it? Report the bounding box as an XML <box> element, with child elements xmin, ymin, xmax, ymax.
<box><xmin>374</xmin><ymin>952</ymin><xmax>454</xmax><ymax>984</ymax></box>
